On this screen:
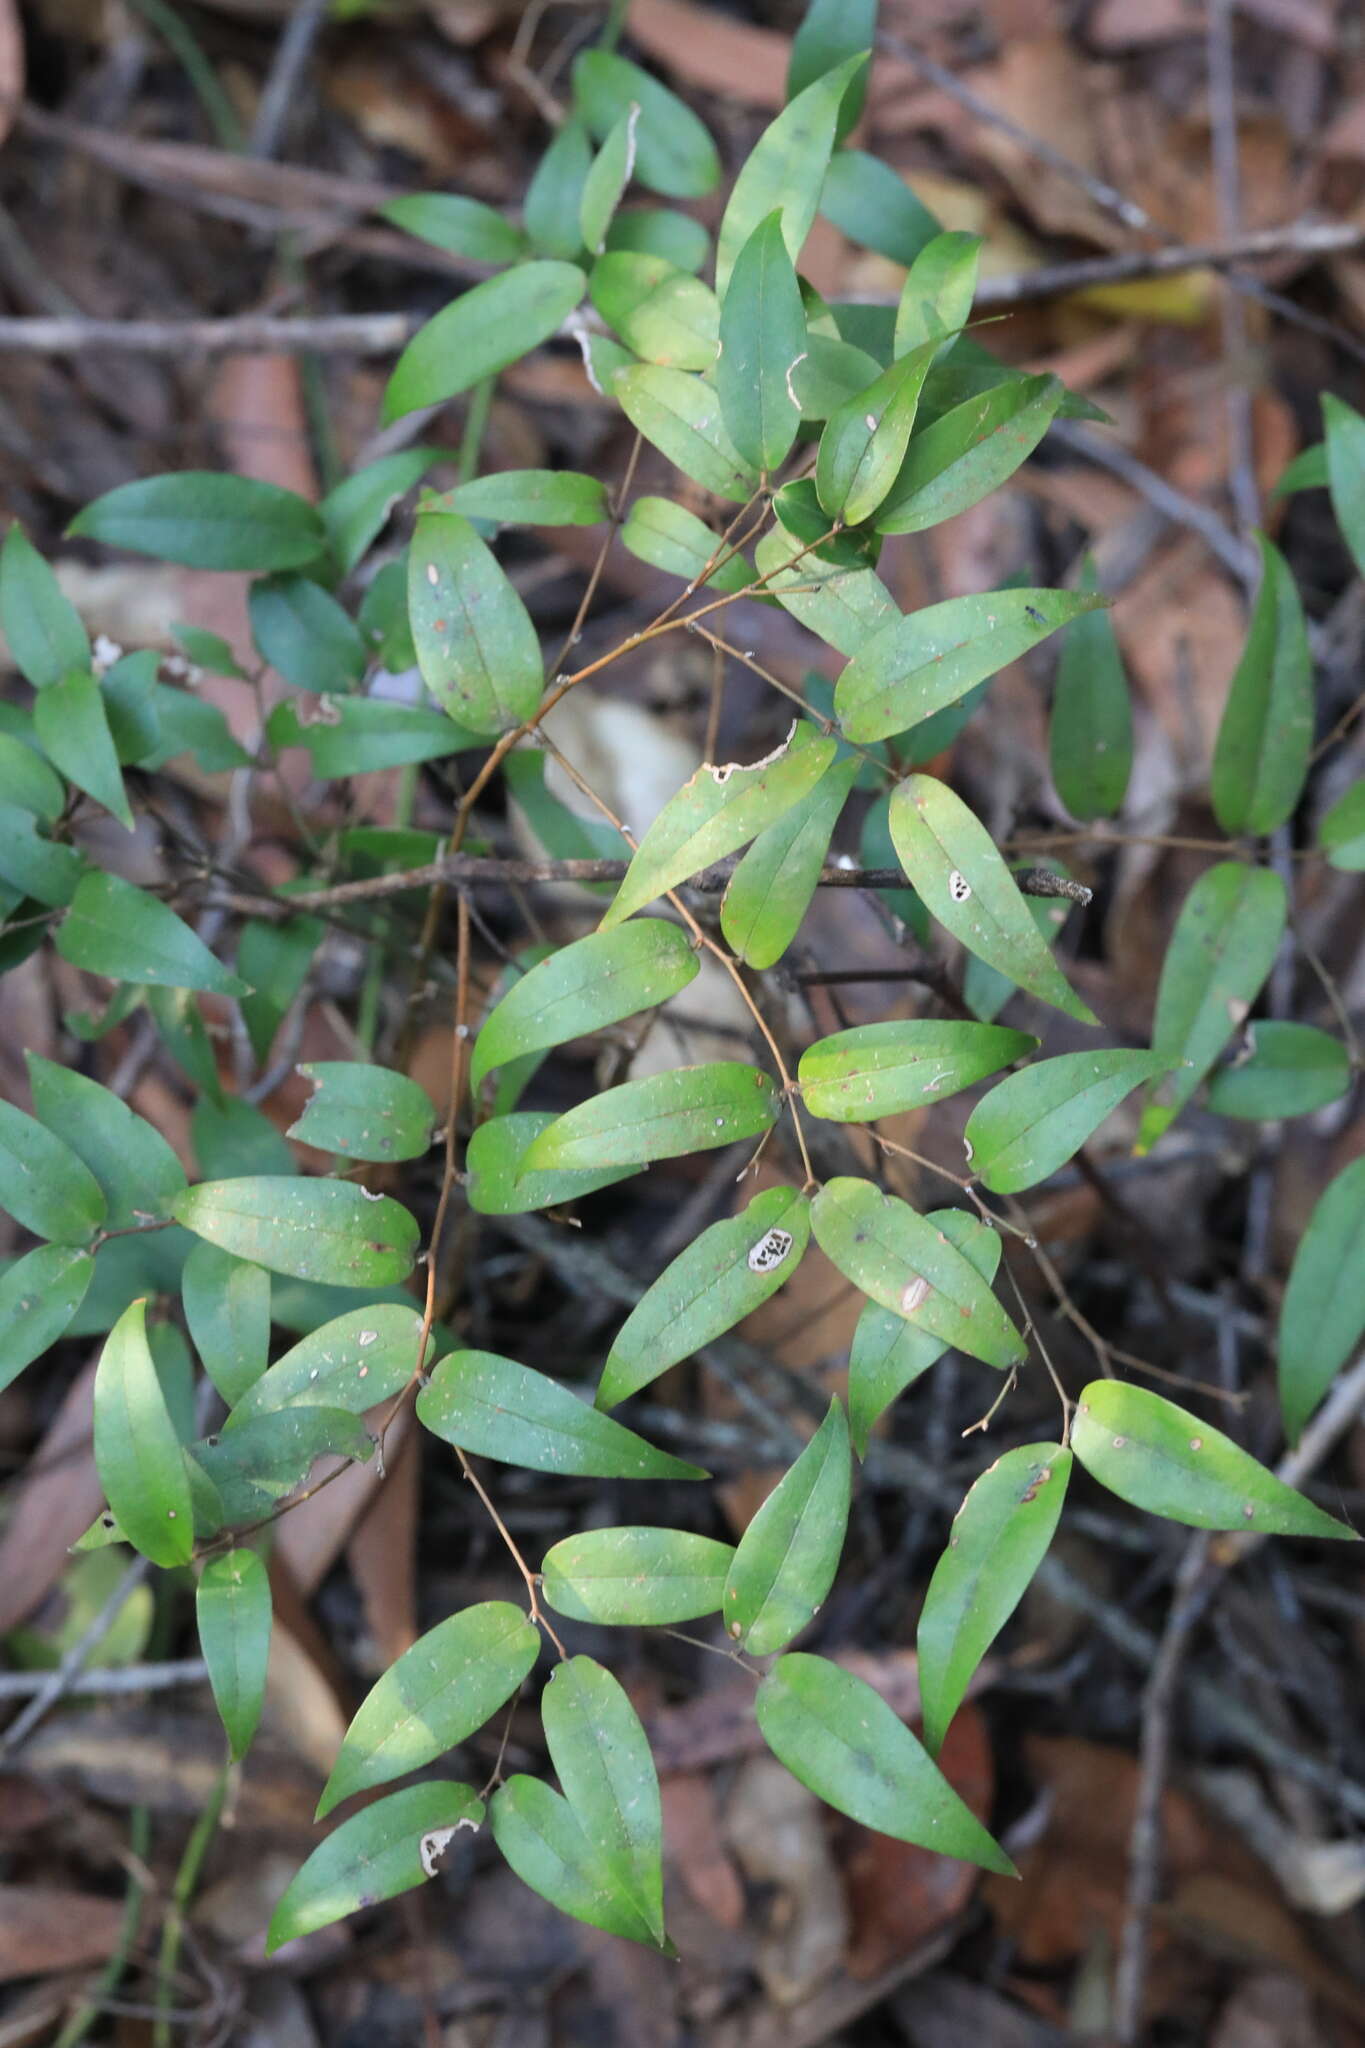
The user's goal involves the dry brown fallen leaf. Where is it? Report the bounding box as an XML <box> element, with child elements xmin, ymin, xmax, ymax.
<box><xmin>0</xmin><ymin>1353</ymin><xmax>104</xmax><ymax>1637</ymax></box>
<box><xmin>0</xmin><ymin>1885</ymin><xmax>126</xmax><ymax>1986</ymax></box>
<box><xmin>624</xmin><ymin>0</ymin><xmax>791</xmax><ymax>107</ymax></box>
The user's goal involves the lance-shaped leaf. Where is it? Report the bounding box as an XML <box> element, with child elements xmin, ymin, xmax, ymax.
<box><xmin>602</xmin><ymin>722</ymin><xmax>836</xmax><ymax>927</ymax></box>
<box><xmin>895</xmin><ymin>232</ymin><xmax>981</xmax><ymax>356</ymax></box>
<box><xmin>191</xmin><ymin>1406</ymin><xmax>373</xmax><ymax>1525</ymax></box>
<box><xmin>197</xmin><ymin>1547</ymin><xmax>272</xmax><ymax>1761</ymax></box>
<box><xmin>819</xmin><ymin>149</ymin><xmax>942</xmax><ymax>268</ymax></box>
<box><xmin>721</xmin><ymin>755</ymin><xmax>858</xmax><ymax>968</ymax></box>
<box><xmin>409</xmin><ymin>511</ymin><xmax>544</xmax><ymax>737</ymax></box>
<box><xmin>173</xmin><ymin>1178</ymin><xmax>419</xmax><ymax>1287</ymax></box>
<box><xmin>1324</xmin><ymin>391</ymin><xmax>1365</xmax><ymax>577</ymax></box>
<box><xmin>269</xmin><ymin>695</ymin><xmax>480</xmax><ymax>779</ymax></box>
<box><xmin>318</xmin><ymin>1601</ymin><xmax>541</xmax><ymax>1817</ymax></box>
<box><xmin>788</xmin><ymin>0</ymin><xmax>874</xmax><ymax>134</ymax></box>
<box><xmin>1319</xmin><ymin>780</ymin><xmax>1365</xmax><ymax>870</ymax></box>
<box><xmin>540</xmin><ymin>1526</ymin><xmax>735</xmax><ymax>1624</ymax></box>
<box><xmin>591</xmin><ymin>253</ymin><xmax>718</xmax><ymax>371</ymax></box>
<box><xmin>889</xmin><ymin>775</ymin><xmax>1098</xmax><ymax>1025</ymax></box>
<box><xmin>799</xmin><ymin>1019</ymin><xmax>1035</xmax><ymax>1122</ymax></box>
<box><xmin>598</xmin><ymin>1185</ymin><xmax>811</xmax><ymax>1408</ymax></box>
<box><xmin>614</xmin><ymin>364</ymin><xmax>758</xmax><ymax>500</ymax></box>
<box><xmin>525</xmin><ymin>116</ymin><xmax>591</xmax><ymax>258</ymax></box>
<box><xmin>417</xmin><ymin>1350</ymin><xmax>704</xmax><ymax>1479</ymax></box>
<box><xmin>813</xmin><ymin>1176</ymin><xmax>1022</xmax><ymax>1369</ymax></box>
<box><xmin>247</xmin><ymin>574</ymin><xmax>366</xmax><ymax>697</ymax></box>
<box><xmin>383</xmin><ymin>260</ymin><xmax>586</xmax><ymax>421</ymax></box>
<box><xmin>57</xmin><ymin>870</ymin><xmax>250</xmax><ymax>996</ymax></box>
<box><xmin>1210</xmin><ymin>535</ymin><xmax>1313</xmax><ymax>835</ymax></box>
<box><xmin>491</xmin><ymin>1775</ymin><xmax>663</xmax><ymax>1947</ymax></box>
<box><xmin>268</xmin><ymin>1782</ymin><xmax>484</xmax><ymax>1954</ymax></box>
<box><xmin>964</xmin><ymin>1048</ymin><xmax>1166</xmax><ymax>1194</ymax></box>
<box><xmin>0</xmin><ymin>803</ymin><xmax>82</xmax><ymax>907</ymax></box>
<box><xmin>0</xmin><ymin>1243</ymin><xmax>93</xmax><ymax>1396</ymax></box>
<box><xmin>0</xmin><ymin>1100</ymin><xmax>107</xmax><ymax>1245</ymax></box>
<box><xmin>27</xmin><ymin>1054</ymin><xmax>187</xmax><ymax>1228</ymax></box>
<box><xmin>716</xmin><ymin>54</ymin><xmax>866</xmax><ymax>294</ymax></box>
<box><xmin>543</xmin><ymin>1656</ymin><xmax>666</xmax><ymax>1946</ymax></box>
<box><xmin>918</xmin><ymin>1444</ymin><xmax>1071</xmax><ymax>1756</ymax></box>
<box><xmin>1138</xmin><ymin>862</ymin><xmax>1287</xmax><ymax>1148</ymax></box>
<box><xmin>717</xmin><ymin>212</ymin><xmax>805</xmax><ymax>474</ymax></box>
<box><xmin>838</xmin><ymin>588</ymin><xmax>1105</xmax><ymax>745</ymax></box>
<box><xmin>465</xmin><ymin>1111</ymin><xmax>639</xmax><ymax>1214</ymax></box>
<box><xmin>448</xmin><ymin>469</ymin><xmax>609</xmax><ymax>529</ymax></box>
<box><xmin>472</xmin><ymin>919</ymin><xmax>699</xmax><ymax>1090</ymax></box>
<box><xmin>34</xmin><ymin>670</ymin><xmax>133</xmax><ymax>832</ymax></box>
<box><xmin>1071</xmin><ymin>1380</ymin><xmax>1356</xmax><ymax>1539</ymax></box>
<box><xmin>1207</xmin><ymin>1022</ymin><xmax>1350</xmax><ymax>1122</ymax></box>
<box><xmin>182</xmin><ymin>1242</ymin><xmax>270</xmax><ymax>1408</ymax></box>
<box><xmin>1278</xmin><ymin>1155</ymin><xmax>1365</xmax><ymax>1443</ymax></box>
<box><xmin>791</xmin><ymin>335</ymin><xmax>883</xmax><ymax>420</ymax></box>
<box><xmin>93</xmin><ymin>1299</ymin><xmax>194</xmax><ymax>1568</ymax></box>
<box><xmin>723</xmin><ymin>1397</ymin><xmax>850</xmax><ymax>1654</ymax></box>
<box><xmin>0</xmin><ymin>732</ymin><xmax>64</xmax><ymax>820</ymax></box>
<box><xmin>0</xmin><ymin>524</ymin><xmax>91</xmax><ymax>687</ymax></box>
<box><xmin>756</xmin><ymin>1654</ymin><xmax>1015</xmax><ymax>1872</ymax></box>
<box><xmin>607</xmin><ymin>205</ymin><xmax>709</xmax><ymax>273</ymax></box>
<box><xmin>225</xmin><ymin>1304</ymin><xmax>424</xmax><ymax>1429</ymax></box>
<box><xmin>754</xmin><ymin>513</ymin><xmax>897</xmax><ymax>659</ymax></box>
<box><xmin>1049</xmin><ymin>555</ymin><xmax>1132</xmax><ymax>821</ymax></box>
<box><xmin>580</xmin><ymin>105</ymin><xmax>639</xmax><ymax>256</ymax></box>
<box><xmin>875</xmin><ymin>374</ymin><xmax>1065</xmax><ymax>535</ymax></box>
<box><xmin>573</xmin><ymin>50</ymin><xmax>720</xmax><ymax>199</ymax></box>
<box><xmin>815</xmin><ymin>335</ymin><xmax>940</xmax><ymax>526</ymax></box>
<box><xmin>69</xmin><ymin>472</ymin><xmax>326</xmax><ymax>572</ymax></box>
<box><xmin>288</xmin><ymin>1063</ymin><xmax>436</xmax><ymax>1163</ymax></box>
<box><xmin>383</xmin><ymin>190</ymin><xmax>524</xmax><ymax>263</ymax></box>
<box><xmin>524</xmin><ymin>1062</ymin><xmax>782</xmax><ymax>1174</ymax></box>
<box><xmin>849</xmin><ymin>1212</ymin><xmax>1000</xmax><ymax>1456</ymax></box>
<box><xmin>621</xmin><ymin>496</ymin><xmax>754</xmax><ymax>594</ymax></box>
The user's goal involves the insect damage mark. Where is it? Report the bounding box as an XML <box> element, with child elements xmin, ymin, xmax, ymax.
<box><xmin>748</xmin><ymin>1227</ymin><xmax>794</xmax><ymax>1274</ymax></box>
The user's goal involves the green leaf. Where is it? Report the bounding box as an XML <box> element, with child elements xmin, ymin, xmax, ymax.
<box><xmin>524</xmin><ymin>1061</ymin><xmax>782</xmax><ymax>1174</ymax></box>
<box><xmin>472</xmin><ymin>919</ymin><xmax>698</xmax><ymax>1090</ymax></box>
<box><xmin>268</xmin><ymin>694</ymin><xmax>479</xmax><ymax>779</ymax></box>
<box><xmin>525</xmin><ymin>117</ymin><xmax>592</xmax><ymax>259</ymax></box>
<box><xmin>602</xmin><ymin>721</ymin><xmax>837</xmax><ymax>927</ymax></box>
<box><xmin>226</xmin><ymin>1303</ymin><xmax>424</xmax><ymax>1429</ymax></box>
<box><xmin>717</xmin><ymin>212</ymin><xmax>805</xmax><ymax>475</ymax></box>
<box><xmin>144</xmin><ymin>685</ymin><xmax>250</xmax><ymax>773</ymax></box>
<box><xmin>447</xmin><ymin>470</ymin><xmax>610</xmax><ymax>528</ymax></box>
<box><xmin>92</xmin><ymin>1299</ymin><xmax>194</xmax><ymax>1567</ymax></box>
<box><xmin>799</xmin><ymin>1020</ymin><xmax>1036</xmax><ymax>1122</ymax></box>
<box><xmin>465</xmin><ymin>1111</ymin><xmax>638</xmax><ymax>1215</ymax></box>
<box><xmin>816</xmin><ymin>336</ymin><xmax>940</xmax><ymax>526</ymax></box>
<box><xmin>621</xmin><ymin>497</ymin><xmax>754</xmax><ymax>595</ymax></box>
<box><xmin>0</xmin><ymin>803</ymin><xmax>86</xmax><ymax>906</ymax></box>
<box><xmin>723</xmin><ymin>1396</ymin><xmax>850</xmax><ymax>1654</ymax></box>
<box><xmin>716</xmin><ymin>54</ymin><xmax>867</xmax><ymax>294</ymax></box>
<box><xmin>573</xmin><ymin>50</ymin><xmax>720</xmax><ymax>200</ymax></box>
<box><xmin>540</xmin><ymin>1526</ymin><xmax>735</xmax><ymax>1625</ymax></box>
<box><xmin>1278</xmin><ymin>1155</ymin><xmax>1365</xmax><ymax>1443</ymax></box>
<box><xmin>191</xmin><ymin>1092</ymin><xmax>295</xmax><ymax>1177</ymax></box>
<box><xmin>383</xmin><ymin>261</ymin><xmax>587</xmax><ymax>422</ymax></box>
<box><xmin>756</xmin><ymin>1654</ymin><xmax>1015</xmax><ymax>1872</ymax></box>
<box><xmin>895</xmin><ymin>232</ymin><xmax>981</xmax><ymax>357</ymax></box>
<box><xmin>819</xmin><ymin>150</ymin><xmax>942</xmax><ymax>269</ymax></box>
<box><xmin>408</xmin><ymin>510</ymin><xmax>544</xmax><ymax>737</ymax></box>
<box><xmin>173</xmin><ymin>1177</ymin><xmax>418</xmax><ymax>1288</ymax></box>
<box><xmin>26</xmin><ymin>1055</ymin><xmax>186</xmax><ymax>1231</ymax></box>
<box><xmin>1323</xmin><ymin>391</ymin><xmax>1365</xmax><ymax>576</ymax></box>
<box><xmin>287</xmin><ymin>1063</ymin><xmax>436</xmax><ymax>1163</ymax></box>
<box><xmin>248</xmin><ymin>574</ymin><xmax>367</xmax><ymax>695</ymax></box>
<box><xmin>235</xmin><ymin>915</ymin><xmax>321</xmax><ymax>1068</ymax></box>
<box><xmin>33</xmin><ymin>670</ymin><xmax>133</xmax><ymax>832</ymax></box>
<box><xmin>605</xmin><ymin>206</ymin><xmax>709</xmax><ymax>272</ymax></box>
<box><xmin>268</xmin><ymin>1781</ymin><xmax>484</xmax><ymax>1954</ymax></box>
<box><xmin>917</xmin><ymin>1444</ymin><xmax>1071</xmax><ymax>1756</ymax></box>
<box><xmin>100</xmin><ymin>649</ymin><xmax>162</xmax><ymax>763</ymax></box>
<box><xmin>0</xmin><ymin>732</ymin><xmax>65</xmax><ymax>820</ymax></box>
<box><xmin>876</xmin><ymin>374</ymin><xmax>1065</xmax><ymax>536</ymax></box>
<box><xmin>848</xmin><ymin>1212</ymin><xmax>1000</xmax><ymax>1456</ymax></box>
<box><xmin>787</xmin><ymin>0</ymin><xmax>874</xmax><ymax>140</ymax></box>
<box><xmin>182</xmin><ymin>1241</ymin><xmax>271</xmax><ymax>1408</ymax></box>
<box><xmin>790</xmin><ymin>334</ymin><xmax>883</xmax><ymax>420</ymax></box>
<box><xmin>812</xmin><ymin>1176</ymin><xmax>1024</xmax><ymax>1369</ymax></box>
<box><xmin>0</xmin><ymin>525</ymin><xmax>91</xmax><ymax>688</ymax></box>
<box><xmin>838</xmin><ymin>587</ymin><xmax>1105</xmax><ymax>744</ymax></box>
<box><xmin>56</xmin><ymin>870</ymin><xmax>250</xmax><ymax>996</ymax></box>
<box><xmin>1207</xmin><ymin>1021</ymin><xmax>1350</xmax><ymax>1121</ymax></box>
<box><xmin>320</xmin><ymin>453</ymin><xmax>437</xmax><ymax>573</ymax></box>
<box><xmin>417</xmin><ymin>1349</ymin><xmax>703</xmax><ymax>1479</ymax></box>
<box><xmin>1138</xmin><ymin>862</ymin><xmax>1287</xmax><ymax>1148</ymax></box>
<box><xmin>754</xmin><ymin>509</ymin><xmax>897</xmax><ymax>659</ymax></box>
<box><xmin>0</xmin><ymin>1099</ymin><xmax>107</xmax><ymax>1244</ymax></box>
<box><xmin>1071</xmin><ymin>1379</ymin><xmax>1356</xmax><ymax>1539</ymax></box>
<box><xmin>1273</xmin><ymin>441</ymin><xmax>1326</xmax><ymax>495</ymax></box>
<box><xmin>69</xmin><ymin>473</ymin><xmax>325</xmax><ymax>571</ymax></box>
<box><xmin>318</xmin><ymin>1601</ymin><xmax>540</xmax><ymax>1817</ymax></box>
<box><xmin>614</xmin><ymin>364</ymin><xmax>758</xmax><ymax>500</ymax></box>
<box><xmin>542</xmin><ymin>1656</ymin><xmax>667</xmax><ymax>1945</ymax></box>
<box><xmin>964</xmin><ymin>1048</ymin><xmax>1166</xmax><ymax>1194</ymax></box>
<box><xmin>192</xmin><ymin>1405</ymin><xmax>373</xmax><ymax>1523</ymax></box>
<box><xmin>197</xmin><ymin>1547</ymin><xmax>272</xmax><ymax>1761</ymax></box>
<box><xmin>380</xmin><ymin>192</ymin><xmax>524</xmax><ymax>264</ymax></box>
<box><xmin>721</xmin><ymin>755</ymin><xmax>858</xmax><ymax>968</ymax></box>
<box><xmin>590</xmin><ymin>252</ymin><xmax>719</xmax><ymax>370</ymax></box>
<box><xmin>1319</xmin><ymin>780</ymin><xmax>1365</xmax><ymax>870</ymax></box>
<box><xmin>491</xmin><ymin>1774</ymin><xmax>661</xmax><ymax>1946</ymax></box>
<box><xmin>598</xmin><ymin>1185</ymin><xmax>811</xmax><ymax>1408</ymax></box>
<box><xmin>1210</xmin><ymin>535</ymin><xmax>1313</xmax><ymax>835</ymax></box>
<box><xmin>0</xmin><ymin>1243</ymin><xmax>94</xmax><ymax>1395</ymax></box>
<box><xmin>580</xmin><ymin>105</ymin><xmax>638</xmax><ymax>256</ymax></box>
<box><xmin>889</xmin><ymin>775</ymin><xmax>1098</xmax><ymax>1025</ymax></box>
<box><xmin>1049</xmin><ymin>556</ymin><xmax>1132</xmax><ymax>820</ymax></box>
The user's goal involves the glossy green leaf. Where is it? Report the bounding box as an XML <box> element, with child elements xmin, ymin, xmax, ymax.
<box><xmin>491</xmin><ymin>1774</ymin><xmax>662</xmax><ymax>1947</ymax></box>
<box><xmin>580</xmin><ymin>106</ymin><xmax>638</xmax><ymax>256</ymax></box>
<box><xmin>721</xmin><ymin>755</ymin><xmax>858</xmax><ymax>968</ymax></box>
<box><xmin>197</xmin><ymin>1547</ymin><xmax>271</xmax><ymax>1761</ymax></box>
<box><xmin>525</xmin><ymin>116</ymin><xmax>592</xmax><ymax>258</ymax></box>
<box><xmin>0</xmin><ymin>733</ymin><xmax>65</xmax><ymax>820</ymax></box>
<box><xmin>787</xmin><ymin>0</ymin><xmax>874</xmax><ymax>139</ymax></box>
<box><xmin>790</xmin><ymin>334</ymin><xmax>883</xmax><ymax>420</ymax></box>
<box><xmin>0</xmin><ymin>803</ymin><xmax>86</xmax><ymax>906</ymax></box>
<box><xmin>268</xmin><ymin>1781</ymin><xmax>484</xmax><ymax>1954</ymax></box>
<box><xmin>248</xmin><ymin>574</ymin><xmax>367</xmax><ymax>695</ymax></box>
<box><xmin>540</xmin><ymin>1526</ymin><xmax>735</xmax><ymax>1625</ymax></box>
<box><xmin>92</xmin><ymin>1299</ymin><xmax>194</xmax><ymax>1568</ymax></box>
<box><xmin>888</xmin><ymin>775</ymin><xmax>1098</xmax><ymax>1025</ymax></box>
<box><xmin>876</xmin><ymin>374</ymin><xmax>1065</xmax><ymax>535</ymax></box>
<box><xmin>848</xmin><ymin>1212</ymin><xmax>1001</xmax><ymax>1456</ymax></box>
<box><xmin>605</xmin><ymin>206</ymin><xmax>709</xmax><ymax>272</ymax></box>
<box><xmin>723</xmin><ymin>1396</ymin><xmax>850</xmax><ymax>1654</ymax></box>
<box><xmin>964</xmin><ymin>1048</ymin><xmax>1166</xmax><ymax>1194</ymax></box>
<box><xmin>1138</xmin><ymin>862</ymin><xmax>1287</xmax><ymax>1148</ymax></box>
<box><xmin>917</xmin><ymin>1444</ymin><xmax>1071</xmax><ymax>1755</ymax></box>
<box><xmin>602</xmin><ymin>722</ymin><xmax>837</xmax><ymax>927</ymax></box>
<box><xmin>465</xmin><ymin>1110</ymin><xmax>638</xmax><ymax>1215</ymax></box>
<box><xmin>895</xmin><ymin>232</ymin><xmax>981</xmax><ymax>356</ymax></box>
<box><xmin>573</xmin><ymin>50</ymin><xmax>720</xmax><ymax>199</ymax></box>
<box><xmin>380</xmin><ymin>192</ymin><xmax>523</xmax><ymax>264</ymax></box>
<box><xmin>819</xmin><ymin>149</ymin><xmax>942</xmax><ymax>268</ymax></box>
<box><xmin>1278</xmin><ymin>1155</ymin><xmax>1365</xmax><ymax>1442</ymax></box>
<box><xmin>1319</xmin><ymin>780</ymin><xmax>1365</xmax><ymax>870</ymax></box>
<box><xmin>472</xmin><ymin>919</ymin><xmax>698</xmax><ymax>1089</ymax></box>
<box><xmin>620</xmin><ymin>496</ymin><xmax>754</xmax><ymax>594</ymax></box>
<box><xmin>417</xmin><ymin>1349</ymin><xmax>703</xmax><ymax>1479</ymax></box>
<box><xmin>614</xmin><ymin>364</ymin><xmax>758</xmax><ymax>500</ymax></box>
<box><xmin>753</xmin><ymin>512</ymin><xmax>897</xmax><ymax>659</ymax></box>
<box><xmin>26</xmin><ymin>1054</ymin><xmax>186</xmax><ymax>1229</ymax></box>
<box><xmin>226</xmin><ymin>1303</ymin><xmax>424</xmax><ymax>1429</ymax></box>
<box><xmin>1049</xmin><ymin>555</ymin><xmax>1132</xmax><ymax>820</ymax></box>
<box><xmin>716</xmin><ymin>54</ymin><xmax>866</xmax><ymax>294</ymax></box>
<box><xmin>1323</xmin><ymin>391</ymin><xmax>1365</xmax><ymax>577</ymax></box>
<box><xmin>408</xmin><ymin>510</ymin><xmax>544</xmax><ymax>736</ymax></box>
<box><xmin>69</xmin><ymin>472</ymin><xmax>325</xmax><ymax>571</ymax></box>
<box><xmin>756</xmin><ymin>1654</ymin><xmax>1015</xmax><ymax>1872</ymax></box>
<box><xmin>0</xmin><ymin>1243</ymin><xmax>93</xmax><ymax>1395</ymax></box>
<box><xmin>717</xmin><ymin>212</ymin><xmax>805</xmax><ymax>474</ymax></box>
<box><xmin>599</xmin><ymin>1184</ymin><xmax>811</xmax><ymax>1408</ymax></box>
<box><xmin>0</xmin><ymin>525</ymin><xmax>90</xmax><ymax>687</ymax></box>
<box><xmin>268</xmin><ymin>693</ymin><xmax>478</xmax><ymax>779</ymax></box>
<box><xmin>525</xmin><ymin>1062</ymin><xmax>782</xmax><ymax>1174</ymax></box>
<box><xmin>56</xmin><ymin>871</ymin><xmax>250</xmax><ymax>996</ymax></box>
<box><xmin>0</xmin><ymin>1099</ymin><xmax>106</xmax><ymax>1245</ymax></box>
<box><xmin>34</xmin><ymin>670</ymin><xmax>133</xmax><ymax>832</ymax></box>
<box><xmin>1207</xmin><ymin>1021</ymin><xmax>1350</xmax><ymax>1121</ymax></box>
<box><xmin>592</xmin><ymin>252</ymin><xmax>720</xmax><ymax>371</ymax></box>
<box><xmin>816</xmin><ymin>336</ymin><xmax>940</xmax><ymax>526</ymax></box>
<box><xmin>182</xmin><ymin>1241</ymin><xmax>270</xmax><ymax>1408</ymax></box>
<box><xmin>812</xmin><ymin>1176</ymin><xmax>1024</xmax><ymax>1369</ymax></box>
<box><xmin>1072</xmin><ymin>1379</ymin><xmax>1356</xmax><ymax>1539</ymax></box>
<box><xmin>288</xmin><ymin>1063</ymin><xmax>435</xmax><ymax>1162</ymax></box>
<box><xmin>544</xmin><ymin>1656</ymin><xmax>667</xmax><ymax>1944</ymax></box>
<box><xmin>838</xmin><ymin>587</ymin><xmax>1104</xmax><ymax>745</ymax></box>
<box><xmin>799</xmin><ymin>1020</ymin><xmax>1036</xmax><ymax>1122</ymax></box>
<box><xmin>173</xmin><ymin>1177</ymin><xmax>419</xmax><ymax>1287</ymax></box>
<box><xmin>383</xmin><ymin>261</ymin><xmax>587</xmax><ymax>422</ymax></box>
<box><xmin>318</xmin><ymin>1601</ymin><xmax>540</xmax><ymax>1816</ymax></box>
<box><xmin>448</xmin><ymin>469</ymin><xmax>609</xmax><ymax>528</ymax></box>
<box><xmin>1210</xmin><ymin>535</ymin><xmax>1313</xmax><ymax>835</ymax></box>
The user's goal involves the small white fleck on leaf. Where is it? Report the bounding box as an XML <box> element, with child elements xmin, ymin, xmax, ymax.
<box><xmin>948</xmin><ymin>870</ymin><xmax>972</xmax><ymax>903</ymax></box>
<box><xmin>748</xmin><ymin>1227</ymin><xmax>795</xmax><ymax>1274</ymax></box>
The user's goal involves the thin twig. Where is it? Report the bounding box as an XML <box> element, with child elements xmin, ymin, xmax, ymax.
<box><xmin>0</xmin><ymin>1657</ymin><xmax>208</xmax><ymax>1702</ymax></box>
